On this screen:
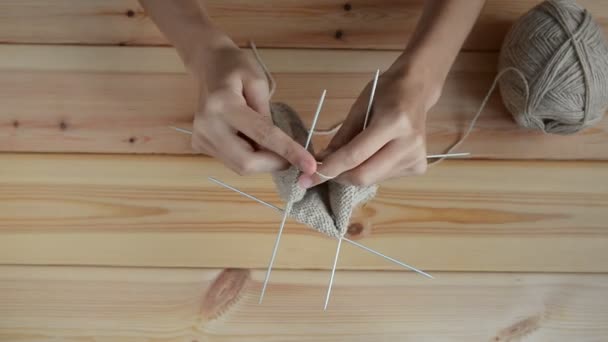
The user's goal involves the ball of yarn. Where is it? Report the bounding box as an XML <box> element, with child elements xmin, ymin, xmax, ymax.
<box><xmin>498</xmin><ymin>0</ymin><xmax>608</xmax><ymax>134</ymax></box>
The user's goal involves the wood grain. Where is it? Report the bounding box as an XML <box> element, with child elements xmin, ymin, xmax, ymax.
<box><xmin>1</xmin><ymin>153</ymin><xmax>607</xmax><ymax>272</ymax></box>
<box><xmin>1</xmin><ymin>265</ymin><xmax>607</xmax><ymax>341</ymax></box>
<box><xmin>0</xmin><ymin>0</ymin><xmax>607</xmax><ymax>50</ymax></box>
<box><xmin>0</xmin><ymin>45</ymin><xmax>607</xmax><ymax>159</ymax></box>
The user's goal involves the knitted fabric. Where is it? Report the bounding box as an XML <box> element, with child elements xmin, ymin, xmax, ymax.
<box><xmin>270</xmin><ymin>102</ymin><xmax>378</xmax><ymax>238</ymax></box>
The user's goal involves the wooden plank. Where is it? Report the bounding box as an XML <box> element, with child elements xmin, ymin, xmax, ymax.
<box><xmin>1</xmin><ymin>153</ymin><xmax>607</xmax><ymax>272</ymax></box>
<box><xmin>1</xmin><ymin>265</ymin><xmax>607</xmax><ymax>341</ymax></box>
<box><xmin>0</xmin><ymin>45</ymin><xmax>607</xmax><ymax>160</ymax></box>
<box><xmin>0</xmin><ymin>0</ymin><xmax>607</xmax><ymax>51</ymax></box>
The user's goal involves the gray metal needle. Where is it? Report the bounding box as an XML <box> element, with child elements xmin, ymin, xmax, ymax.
<box><xmin>363</xmin><ymin>69</ymin><xmax>380</xmax><ymax>130</ymax></box>
<box><xmin>170</xmin><ymin>82</ymin><xmax>435</xmax><ymax>309</ymax></box>
<box><xmin>321</xmin><ymin>70</ymin><xmax>380</xmax><ymax>310</ymax></box>
<box><xmin>206</xmin><ymin>176</ymin><xmax>433</xmax><ymax>279</ymax></box>
<box><xmin>324</xmin><ymin>237</ymin><xmax>343</xmax><ymax>310</ymax></box>
<box><xmin>324</xmin><ymin>69</ymin><xmax>379</xmax><ymax>310</ymax></box>
<box><xmin>259</xmin><ymin>89</ymin><xmax>327</xmax><ymax>304</ymax></box>
<box><xmin>427</xmin><ymin>152</ymin><xmax>470</xmax><ymax>159</ymax></box>
<box><xmin>341</xmin><ymin>237</ymin><xmax>433</xmax><ymax>279</ymax></box>
<box><xmin>169</xmin><ymin>126</ymin><xmax>469</xmax><ymax>161</ymax></box>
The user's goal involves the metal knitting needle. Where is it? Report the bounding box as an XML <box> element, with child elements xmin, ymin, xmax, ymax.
<box><xmin>324</xmin><ymin>237</ymin><xmax>343</xmax><ymax>310</ymax></box>
<box><xmin>362</xmin><ymin>69</ymin><xmax>380</xmax><ymax>130</ymax></box>
<box><xmin>259</xmin><ymin>89</ymin><xmax>327</xmax><ymax>304</ymax></box>
<box><xmin>324</xmin><ymin>69</ymin><xmax>380</xmax><ymax>310</ymax></box>
<box><xmin>169</xmin><ymin>126</ymin><xmax>470</xmax><ymax>161</ymax></box>
<box><xmin>427</xmin><ymin>152</ymin><xmax>470</xmax><ymax>159</ymax></box>
<box><xmin>208</xmin><ymin>176</ymin><xmax>279</xmax><ymax>212</ymax></box>
<box><xmin>342</xmin><ymin>238</ymin><xmax>433</xmax><ymax>278</ymax></box>
<box><xmin>168</xmin><ymin>126</ymin><xmax>194</xmax><ymax>135</ymax></box>
<box><xmin>207</xmin><ymin>176</ymin><xmax>433</xmax><ymax>278</ymax></box>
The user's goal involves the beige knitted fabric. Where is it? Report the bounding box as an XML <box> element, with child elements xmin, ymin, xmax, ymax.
<box><xmin>270</xmin><ymin>102</ymin><xmax>378</xmax><ymax>238</ymax></box>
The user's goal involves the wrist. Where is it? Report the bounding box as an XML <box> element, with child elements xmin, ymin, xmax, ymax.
<box><xmin>390</xmin><ymin>54</ymin><xmax>446</xmax><ymax>110</ymax></box>
<box><xmin>397</xmin><ymin>50</ymin><xmax>448</xmax><ymax>84</ymax></box>
<box><xmin>185</xmin><ymin>27</ymin><xmax>239</xmax><ymax>75</ymax></box>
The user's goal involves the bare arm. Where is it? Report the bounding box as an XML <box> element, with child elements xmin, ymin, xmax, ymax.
<box><xmin>404</xmin><ymin>0</ymin><xmax>487</xmax><ymax>92</ymax></box>
<box><xmin>300</xmin><ymin>0</ymin><xmax>487</xmax><ymax>188</ymax></box>
<box><xmin>139</xmin><ymin>0</ymin><xmax>317</xmax><ymax>176</ymax></box>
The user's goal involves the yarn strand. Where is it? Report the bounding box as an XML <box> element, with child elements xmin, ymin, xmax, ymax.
<box><xmin>249</xmin><ymin>41</ymin><xmax>341</xmax><ymax>135</ymax></box>
<box><xmin>429</xmin><ymin>67</ymin><xmax>530</xmax><ymax>165</ymax></box>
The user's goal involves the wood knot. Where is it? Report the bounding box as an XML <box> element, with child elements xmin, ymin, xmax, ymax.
<box><xmin>494</xmin><ymin>314</ymin><xmax>543</xmax><ymax>341</ymax></box>
<box><xmin>12</xmin><ymin>120</ymin><xmax>19</xmax><ymax>128</ymax></box>
<box><xmin>200</xmin><ymin>269</ymin><xmax>250</xmax><ymax>321</ymax></box>
<box><xmin>128</xmin><ymin>136</ymin><xmax>137</xmax><ymax>144</ymax></box>
<box><xmin>126</xmin><ymin>9</ymin><xmax>135</xmax><ymax>17</ymax></box>
<box><xmin>59</xmin><ymin>121</ymin><xmax>68</xmax><ymax>130</ymax></box>
<box><xmin>343</xmin><ymin>3</ymin><xmax>352</xmax><ymax>11</ymax></box>
<box><xmin>334</xmin><ymin>29</ymin><xmax>344</xmax><ymax>40</ymax></box>
<box><xmin>347</xmin><ymin>222</ymin><xmax>364</xmax><ymax>236</ymax></box>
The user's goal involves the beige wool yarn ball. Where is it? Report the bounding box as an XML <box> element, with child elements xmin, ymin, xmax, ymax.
<box><xmin>498</xmin><ymin>0</ymin><xmax>608</xmax><ymax>134</ymax></box>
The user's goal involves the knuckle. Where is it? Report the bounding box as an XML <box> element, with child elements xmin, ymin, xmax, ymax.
<box><xmin>280</xmin><ymin>142</ymin><xmax>297</xmax><ymax>163</ymax></box>
<box><xmin>235</xmin><ymin>159</ymin><xmax>257</xmax><ymax>176</ymax></box>
<box><xmin>256</xmin><ymin>121</ymin><xmax>280</xmax><ymax>146</ymax></box>
<box><xmin>191</xmin><ymin>135</ymin><xmax>208</xmax><ymax>154</ymax></box>
<box><xmin>347</xmin><ymin>170</ymin><xmax>373</xmax><ymax>187</ymax></box>
<box><xmin>250</xmin><ymin>77</ymin><xmax>268</xmax><ymax>90</ymax></box>
<box><xmin>410</xmin><ymin>159</ymin><xmax>428</xmax><ymax>176</ymax></box>
<box><xmin>191</xmin><ymin>139</ymin><xmax>202</xmax><ymax>152</ymax></box>
<box><xmin>226</xmin><ymin>68</ymin><xmax>244</xmax><ymax>82</ymax></box>
<box><xmin>345</xmin><ymin>149</ymin><xmax>365</xmax><ymax>167</ymax></box>
<box><xmin>203</xmin><ymin>95</ymin><xmax>225</xmax><ymax>114</ymax></box>
<box><xmin>393</xmin><ymin>113</ymin><xmax>413</xmax><ymax>132</ymax></box>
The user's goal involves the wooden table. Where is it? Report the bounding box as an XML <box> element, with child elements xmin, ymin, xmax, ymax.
<box><xmin>1</xmin><ymin>1</ymin><xmax>607</xmax><ymax>340</ymax></box>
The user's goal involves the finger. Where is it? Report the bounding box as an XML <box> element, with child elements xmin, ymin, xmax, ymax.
<box><xmin>192</xmin><ymin>117</ymin><xmax>222</xmax><ymax>156</ymax></box>
<box><xmin>332</xmin><ymin>134</ymin><xmax>427</xmax><ymax>186</ymax></box>
<box><xmin>333</xmin><ymin>141</ymin><xmax>401</xmax><ymax>186</ymax></box>
<box><xmin>243</xmin><ymin>78</ymin><xmax>271</xmax><ymax>116</ymax></box>
<box><xmin>231</xmin><ymin>132</ymin><xmax>291</xmax><ymax>172</ymax></box>
<box><xmin>299</xmin><ymin>120</ymin><xmax>393</xmax><ymax>188</ymax></box>
<box><xmin>191</xmin><ymin>133</ymin><xmax>214</xmax><ymax>155</ymax></box>
<box><xmin>226</xmin><ymin>105</ymin><xmax>317</xmax><ymax>174</ymax></box>
<box><xmin>252</xmin><ymin>150</ymin><xmax>290</xmax><ymax>172</ymax></box>
<box><xmin>216</xmin><ymin>133</ymin><xmax>287</xmax><ymax>175</ymax></box>
<box><xmin>323</xmin><ymin>83</ymin><xmax>372</xmax><ymax>154</ymax></box>
<box><xmin>400</xmin><ymin>159</ymin><xmax>428</xmax><ymax>176</ymax></box>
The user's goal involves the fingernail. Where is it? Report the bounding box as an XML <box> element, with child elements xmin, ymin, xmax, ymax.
<box><xmin>298</xmin><ymin>175</ymin><xmax>313</xmax><ymax>189</ymax></box>
<box><xmin>301</xmin><ymin>158</ymin><xmax>317</xmax><ymax>175</ymax></box>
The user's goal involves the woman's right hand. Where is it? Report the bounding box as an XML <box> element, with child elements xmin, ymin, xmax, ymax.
<box><xmin>189</xmin><ymin>33</ymin><xmax>317</xmax><ymax>176</ymax></box>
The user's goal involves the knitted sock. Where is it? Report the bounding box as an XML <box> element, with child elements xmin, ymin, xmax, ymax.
<box><xmin>270</xmin><ymin>102</ymin><xmax>378</xmax><ymax>238</ymax></box>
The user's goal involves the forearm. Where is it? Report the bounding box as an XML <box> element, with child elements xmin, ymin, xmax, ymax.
<box><xmin>138</xmin><ymin>0</ymin><xmax>234</xmax><ymax>73</ymax></box>
<box><xmin>397</xmin><ymin>0</ymin><xmax>486</xmax><ymax>86</ymax></box>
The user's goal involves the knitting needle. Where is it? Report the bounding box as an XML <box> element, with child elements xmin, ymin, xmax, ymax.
<box><xmin>259</xmin><ymin>89</ymin><xmax>327</xmax><ymax>304</ymax></box>
<box><xmin>427</xmin><ymin>152</ymin><xmax>470</xmax><ymax>159</ymax></box>
<box><xmin>169</xmin><ymin>126</ymin><xmax>469</xmax><ymax>160</ymax></box>
<box><xmin>342</xmin><ymin>238</ymin><xmax>433</xmax><ymax>278</ymax></box>
<box><xmin>168</xmin><ymin>126</ymin><xmax>194</xmax><ymax>135</ymax></box>
<box><xmin>323</xmin><ymin>69</ymin><xmax>380</xmax><ymax>310</ymax></box>
<box><xmin>207</xmin><ymin>176</ymin><xmax>433</xmax><ymax>279</ymax></box>
<box><xmin>209</xmin><ymin>176</ymin><xmax>280</xmax><ymax>212</ymax></box>
<box><xmin>362</xmin><ymin>69</ymin><xmax>380</xmax><ymax>130</ymax></box>
<box><xmin>324</xmin><ymin>237</ymin><xmax>343</xmax><ymax>310</ymax></box>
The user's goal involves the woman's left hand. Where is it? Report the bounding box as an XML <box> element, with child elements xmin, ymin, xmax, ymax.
<box><xmin>298</xmin><ymin>59</ymin><xmax>444</xmax><ymax>189</ymax></box>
